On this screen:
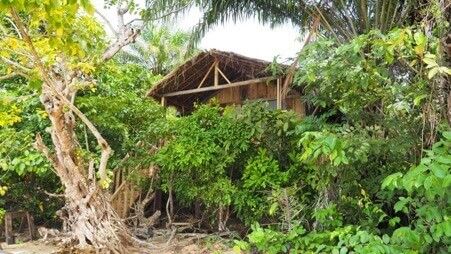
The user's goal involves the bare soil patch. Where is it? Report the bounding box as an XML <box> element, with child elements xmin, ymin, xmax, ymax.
<box><xmin>0</xmin><ymin>234</ymin><xmax>234</xmax><ymax>254</ymax></box>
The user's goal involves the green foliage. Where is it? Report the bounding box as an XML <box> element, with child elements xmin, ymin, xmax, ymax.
<box><xmin>231</xmin><ymin>26</ymin><xmax>449</xmax><ymax>254</ymax></box>
<box><xmin>242</xmin><ymin>149</ymin><xmax>287</xmax><ymax>190</ymax></box>
<box><xmin>299</xmin><ymin>131</ymin><xmax>350</xmax><ymax>166</ymax></box>
<box><xmin>236</xmin><ymin>132</ymin><xmax>450</xmax><ymax>253</ymax></box>
<box><xmin>0</xmin><ymin>128</ymin><xmax>49</xmax><ymax>176</ymax></box>
<box><xmin>382</xmin><ymin>132</ymin><xmax>451</xmax><ymax>252</ymax></box>
<box><xmin>155</xmin><ymin>102</ymin><xmax>302</xmax><ymax>224</ymax></box>
<box><xmin>0</xmin><ymin>185</ymin><xmax>6</xmax><ymax>219</ymax></box>
<box><xmin>155</xmin><ymin>104</ymin><xmax>245</xmax><ymax>207</ymax></box>
<box><xmin>76</xmin><ymin>61</ymin><xmax>168</xmax><ymax>187</ymax></box>
<box><xmin>236</xmin><ymin>149</ymin><xmax>290</xmax><ymax>224</ymax></box>
<box><xmin>0</xmin><ymin>94</ymin><xmax>21</xmax><ymax>126</ymax></box>
<box><xmin>0</xmin><ymin>1</ymin><xmax>448</xmax><ymax>251</ymax></box>
<box><xmin>117</xmin><ymin>24</ymin><xmax>194</xmax><ymax>75</ymax></box>
<box><xmin>296</xmin><ymin>28</ymin><xmax>447</xmax><ymax>120</ymax></box>
<box><xmin>0</xmin><ymin>0</ymin><xmax>105</xmax><ymax>81</ymax></box>
<box><xmin>234</xmin><ymin>224</ymin><xmax>415</xmax><ymax>254</ymax></box>
<box><xmin>0</xmin><ymin>85</ymin><xmax>61</xmax><ymax>224</ymax></box>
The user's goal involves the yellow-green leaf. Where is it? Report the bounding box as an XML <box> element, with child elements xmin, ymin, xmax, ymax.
<box><xmin>428</xmin><ymin>67</ymin><xmax>439</xmax><ymax>79</ymax></box>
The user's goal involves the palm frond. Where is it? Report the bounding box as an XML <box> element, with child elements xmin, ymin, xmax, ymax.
<box><xmin>146</xmin><ymin>0</ymin><xmax>422</xmax><ymax>46</ymax></box>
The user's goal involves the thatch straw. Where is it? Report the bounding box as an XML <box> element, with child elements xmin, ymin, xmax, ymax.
<box><xmin>147</xmin><ymin>49</ymin><xmax>280</xmax><ymax>103</ymax></box>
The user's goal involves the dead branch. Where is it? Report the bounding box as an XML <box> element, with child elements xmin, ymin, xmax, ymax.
<box><xmin>145</xmin><ymin>210</ymin><xmax>161</xmax><ymax>227</ymax></box>
<box><xmin>165</xmin><ymin>226</ymin><xmax>177</xmax><ymax>246</ymax></box>
<box><xmin>44</xmin><ymin>190</ymin><xmax>65</xmax><ymax>198</ymax></box>
<box><xmin>3</xmin><ymin>16</ymin><xmax>22</xmax><ymax>38</ymax></box>
<box><xmin>281</xmin><ymin>17</ymin><xmax>319</xmax><ymax>101</ymax></box>
<box><xmin>142</xmin><ymin>188</ymin><xmax>155</xmax><ymax>206</ymax></box>
<box><xmin>166</xmin><ymin>178</ymin><xmax>174</xmax><ymax>226</ymax></box>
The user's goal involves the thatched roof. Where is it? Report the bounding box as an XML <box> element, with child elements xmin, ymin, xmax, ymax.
<box><xmin>147</xmin><ymin>49</ymin><xmax>280</xmax><ymax>109</ymax></box>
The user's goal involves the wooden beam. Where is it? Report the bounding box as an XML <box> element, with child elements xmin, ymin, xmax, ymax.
<box><xmin>217</xmin><ymin>67</ymin><xmax>231</xmax><ymax>84</ymax></box>
<box><xmin>214</xmin><ymin>61</ymin><xmax>219</xmax><ymax>86</ymax></box>
<box><xmin>5</xmin><ymin>213</ymin><xmax>14</xmax><ymax>244</ymax></box>
<box><xmin>161</xmin><ymin>77</ymin><xmax>277</xmax><ymax>97</ymax></box>
<box><xmin>197</xmin><ymin>61</ymin><xmax>216</xmax><ymax>88</ymax></box>
<box><xmin>161</xmin><ymin>96</ymin><xmax>166</xmax><ymax>106</ymax></box>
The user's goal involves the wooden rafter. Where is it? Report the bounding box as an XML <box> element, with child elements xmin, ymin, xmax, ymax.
<box><xmin>214</xmin><ymin>60</ymin><xmax>219</xmax><ymax>86</ymax></box>
<box><xmin>197</xmin><ymin>61</ymin><xmax>216</xmax><ymax>88</ymax></box>
<box><xmin>161</xmin><ymin>77</ymin><xmax>277</xmax><ymax>97</ymax></box>
<box><xmin>217</xmin><ymin>66</ymin><xmax>231</xmax><ymax>84</ymax></box>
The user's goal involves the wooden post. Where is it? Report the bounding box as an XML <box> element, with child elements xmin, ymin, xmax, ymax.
<box><xmin>122</xmin><ymin>185</ymin><xmax>129</xmax><ymax>218</ymax></box>
<box><xmin>26</xmin><ymin>212</ymin><xmax>35</xmax><ymax>240</ymax></box>
<box><xmin>214</xmin><ymin>61</ymin><xmax>219</xmax><ymax>86</ymax></box>
<box><xmin>276</xmin><ymin>78</ymin><xmax>281</xmax><ymax>109</ymax></box>
<box><xmin>5</xmin><ymin>213</ymin><xmax>14</xmax><ymax>245</ymax></box>
<box><xmin>161</xmin><ymin>96</ymin><xmax>166</xmax><ymax>107</ymax></box>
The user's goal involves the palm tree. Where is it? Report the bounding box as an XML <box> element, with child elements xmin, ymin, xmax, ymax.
<box><xmin>118</xmin><ymin>24</ymin><xmax>193</xmax><ymax>75</ymax></box>
<box><xmin>147</xmin><ymin>0</ymin><xmax>422</xmax><ymax>43</ymax></box>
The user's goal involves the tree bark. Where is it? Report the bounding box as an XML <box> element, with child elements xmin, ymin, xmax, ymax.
<box><xmin>38</xmin><ymin>83</ymin><xmax>143</xmax><ymax>253</ymax></box>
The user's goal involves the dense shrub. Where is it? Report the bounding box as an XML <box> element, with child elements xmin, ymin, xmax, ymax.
<box><xmin>155</xmin><ymin>26</ymin><xmax>450</xmax><ymax>253</ymax></box>
<box><xmin>235</xmin><ymin>133</ymin><xmax>450</xmax><ymax>253</ymax></box>
<box><xmin>154</xmin><ymin>102</ymin><xmax>304</xmax><ymax>225</ymax></box>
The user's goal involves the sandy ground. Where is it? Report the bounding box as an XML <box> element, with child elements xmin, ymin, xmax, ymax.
<box><xmin>147</xmin><ymin>234</ymin><xmax>235</xmax><ymax>254</ymax></box>
<box><xmin>0</xmin><ymin>236</ymin><xmax>235</xmax><ymax>254</ymax></box>
<box><xmin>0</xmin><ymin>242</ymin><xmax>59</xmax><ymax>254</ymax></box>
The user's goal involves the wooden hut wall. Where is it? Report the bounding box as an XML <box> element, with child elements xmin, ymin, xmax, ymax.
<box><xmin>212</xmin><ymin>80</ymin><xmax>277</xmax><ymax>105</ymax></box>
<box><xmin>211</xmin><ymin>80</ymin><xmax>305</xmax><ymax>116</ymax></box>
<box><xmin>286</xmin><ymin>97</ymin><xmax>305</xmax><ymax>116</ymax></box>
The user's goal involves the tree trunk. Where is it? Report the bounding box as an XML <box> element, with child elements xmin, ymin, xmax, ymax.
<box><xmin>8</xmin><ymin>6</ymin><xmax>150</xmax><ymax>252</ymax></box>
<box><xmin>37</xmin><ymin>83</ymin><xmax>143</xmax><ymax>253</ymax></box>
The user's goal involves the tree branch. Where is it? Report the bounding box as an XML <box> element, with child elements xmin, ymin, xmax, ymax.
<box><xmin>102</xmin><ymin>0</ymin><xmax>191</xmax><ymax>61</ymax></box>
<box><xmin>33</xmin><ymin>133</ymin><xmax>58</xmax><ymax>174</ymax></box>
<box><xmin>0</xmin><ymin>72</ymin><xmax>19</xmax><ymax>81</ymax></box>
<box><xmin>0</xmin><ymin>56</ymin><xmax>32</xmax><ymax>73</ymax></box>
<box><xmin>3</xmin><ymin>16</ymin><xmax>22</xmax><ymax>39</ymax></box>
<box><xmin>101</xmin><ymin>3</ymin><xmax>142</xmax><ymax>61</ymax></box>
<box><xmin>95</xmin><ymin>8</ymin><xmax>118</xmax><ymax>37</ymax></box>
<box><xmin>117</xmin><ymin>1</ymin><xmax>129</xmax><ymax>28</ymax></box>
<box><xmin>10</xmin><ymin>7</ymin><xmax>112</xmax><ymax>183</ymax></box>
<box><xmin>102</xmin><ymin>26</ymin><xmax>141</xmax><ymax>61</ymax></box>
<box><xmin>281</xmin><ymin>17</ymin><xmax>319</xmax><ymax>100</ymax></box>
<box><xmin>44</xmin><ymin>190</ymin><xmax>65</xmax><ymax>198</ymax></box>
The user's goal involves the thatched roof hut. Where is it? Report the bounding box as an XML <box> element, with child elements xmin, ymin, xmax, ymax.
<box><xmin>148</xmin><ymin>49</ymin><xmax>304</xmax><ymax>115</ymax></box>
